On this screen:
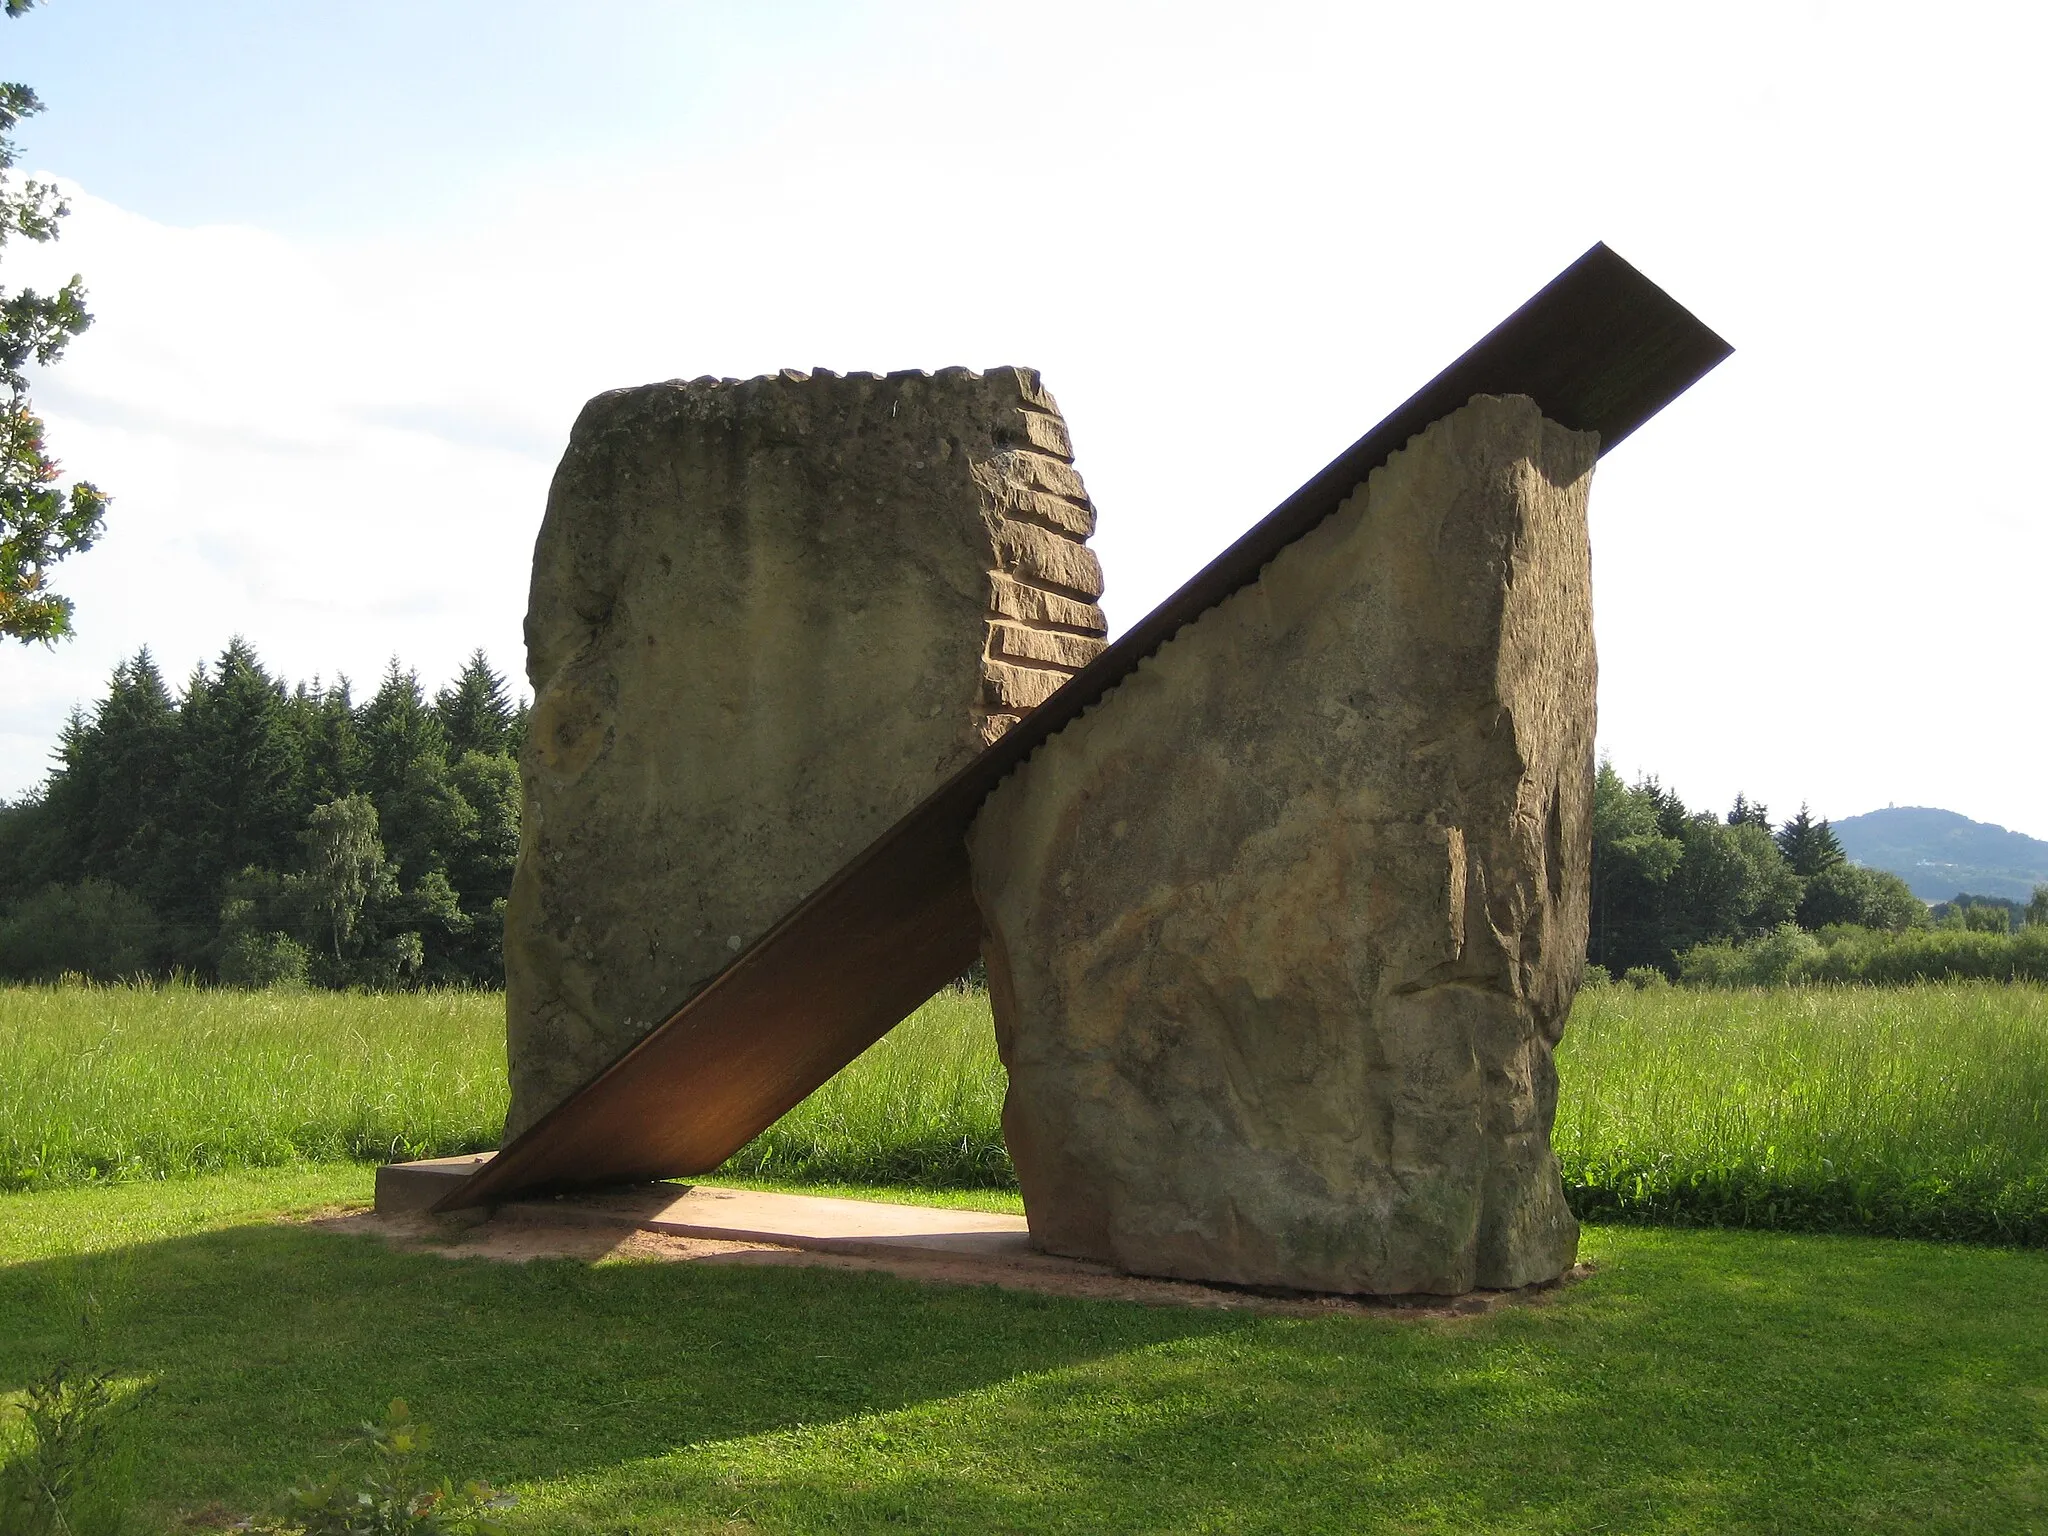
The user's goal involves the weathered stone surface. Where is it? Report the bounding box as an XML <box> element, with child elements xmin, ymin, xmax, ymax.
<box><xmin>993</xmin><ymin>519</ymin><xmax>1104</xmax><ymax>597</ymax></box>
<box><xmin>505</xmin><ymin>366</ymin><xmax>1107</xmax><ymax>1139</ymax></box>
<box><xmin>969</xmin><ymin>394</ymin><xmax>1597</xmax><ymax>1295</ymax></box>
<box><xmin>988</xmin><ymin>621</ymin><xmax>1106</xmax><ymax>671</ymax></box>
<box><xmin>987</xmin><ymin>572</ymin><xmax>1105</xmax><ymax>633</ymax></box>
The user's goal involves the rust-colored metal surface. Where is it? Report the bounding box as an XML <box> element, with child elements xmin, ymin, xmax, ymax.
<box><xmin>439</xmin><ymin>241</ymin><xmax>1731</xmax><ymax>1212</ymax></box>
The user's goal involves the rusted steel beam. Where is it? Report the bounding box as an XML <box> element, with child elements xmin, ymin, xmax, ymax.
<box><xmin>438</xmin><ymin>242</ymin><xmax>1730</xmax><ymax>1212</ymax></box>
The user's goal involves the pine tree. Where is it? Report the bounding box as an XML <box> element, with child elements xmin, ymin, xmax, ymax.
<box><xmin>360</xmin><ymin>659</ymin><xmax>448</xmax><ymax>799</ymax></box>
<box><xmin>2</xmin><ymin>638</ymin><xmax>530</xmax><ymax>985</ymax></box>
<box><xmin>1639</xmin><ymin>775</ymin><xmax>1689</xmax><ymax>840</ymax></box>
<box><xmin>32</xmin><ymin>703</ymin><xmax>94</xmax><ymax>876</ymax></box>
<box><xmin>1727</xmin><ymin>793</ymin><xmax>1771</xmax><ymax>831</ymax></box>
<box><xmin>360</xmin><ymin>659</ymin><xmax>469</xmax><ymax>885</ymax></box>
<box><xmin>436</xmin><ymin>650</ymin><xmax>517</xmax><ymax>759</ymax></box>
<box><xmin>159</xmin><ymin>640</ymin><xmax>305</xmax><ymax>939</ymax></box>
<box><xmin>1775</xmin><ymin>804</ymin><xmax>1845</xmax><ymax>879</ymax></box>
<box><xmin>304</xmin><ymin>678</ymin><xmax>365</xmax><ymax>802</ymax></box>
<box><xmin>23</xmin><ymin>651</ymin><xmax>177</xmax><ymax>895</ymax></box>
<box><xmin>82</xmin><ymin>650</ymin><xmax>177</xmax><ymax>888</ymax></box>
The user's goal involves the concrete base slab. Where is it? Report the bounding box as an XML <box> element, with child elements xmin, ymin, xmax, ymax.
<box><xmin>368</xmin><ymin>1156</ymin><xmax>1585</xmax><ymax>1315</ymax></box>
<box><xmin>375</xmin><ymin>1153</ymin><xmax>1028</xmax><ymax>1263</ymax></box>
<box><xmin>504</xmin><ymin>1182</ymin><xmax>1033</xmax><ymax>1264</ymax></box>
<box><xmin>374</xmin><ymin>1153</ymin><xmax>496</xmax><ymax>1215</ymax></box>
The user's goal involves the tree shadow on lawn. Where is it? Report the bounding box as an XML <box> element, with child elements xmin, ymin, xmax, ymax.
<box><xmin>1</xmin><ymin>1219</ymin><xmax>2045</xmax><ymax>1533</ymax></box>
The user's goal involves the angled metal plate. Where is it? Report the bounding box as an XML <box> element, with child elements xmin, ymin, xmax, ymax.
<box><xmin>440</xmin><ymin>242</ymin><xmax>1730</xmax><ymax>1211</ymax></box>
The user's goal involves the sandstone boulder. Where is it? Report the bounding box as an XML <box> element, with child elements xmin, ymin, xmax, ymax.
<box><xmin>969</xmin><ymin>393</ymin><xmax>1596</xmax><ymax>1295</ymax></box>
<box><xmin>506</xmin><ymin>366</ymin><xmax>1106</xmax><ymax>1139</ymax></box>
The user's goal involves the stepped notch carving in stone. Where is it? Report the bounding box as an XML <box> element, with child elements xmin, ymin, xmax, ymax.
<box><xmin>970</xmin><ymin>394</ymin><xmax>1597</xmax><ymax>1295</ymax></box>
<box><xmin>504</xmin><ymin>366</ymin><xmax>1106</xmax><ymax>1138</ymax></box>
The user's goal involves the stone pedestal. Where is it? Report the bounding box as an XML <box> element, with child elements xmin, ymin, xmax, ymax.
<box><xmin>505</xmin><ymin>367</ymin><xmax>1106</xmax><ymax>1138</ymax></box>
<box><xmin>968</xmin><ymin>394</ymin><xmax>1596</xmax><ymax>1295</ymax></box>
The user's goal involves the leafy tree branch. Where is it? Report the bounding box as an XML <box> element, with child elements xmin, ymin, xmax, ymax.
<box><xmin>1</xmin><ymin>2</ymin><xmax>110</xmax><ymax>642</ymax></box>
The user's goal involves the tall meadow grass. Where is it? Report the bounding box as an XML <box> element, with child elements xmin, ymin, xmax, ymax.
<box><xmin>5</xmin><ymin>978</ymin><xmax>2047</xmax><ymax>1243</ymax></box>
<box><xmin>721</xmin><ymin>988</ymin><xmax>1012</xmax><ymax>1187</ymax></box>
<box><xmin>0</xmin><ymin>981</ymin><xmax>505</xmax><ymax>1189</ymax></box>
<box><xmin>1555</xmin><ymin>983</ymin><xmax>2048</xmax><ymax>1242</ymax></box>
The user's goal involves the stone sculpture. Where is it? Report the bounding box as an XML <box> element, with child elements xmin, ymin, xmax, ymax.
<box><xmin>503</xmin><ymin>366</ymin><xmax>1107</xmax><ymax>1138</ymax></box>
<box><xmin>442</xmin><ymin>248</ymin><xmax>1723</xmax><ymax>1304</ymax></box>
<box><xmin>969</xmin><ymin>394</ymin><xmax>1596</xmax><ymax>1294</ymax></box>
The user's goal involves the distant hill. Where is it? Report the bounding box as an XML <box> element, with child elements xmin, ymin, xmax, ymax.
<box><xmin>1834</xmin><ymin>807</ymin><xmax>2048</xmax><ymax>904</ymax></box>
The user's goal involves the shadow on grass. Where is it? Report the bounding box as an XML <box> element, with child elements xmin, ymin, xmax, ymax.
<box><xmin>3</xmin><ymin>1218</ymin><xmax>2047</xmax><ymax>1533</ymax></box>
<box><xmin>0</xmin><ymin>1218</ymin><xmax>1246</xmax><ymax>1520</ymax></box>
<box><xmin>513</xmin><ymin>1224</ymin><xmax>2048</xmax><ymax>1535</ymax></box>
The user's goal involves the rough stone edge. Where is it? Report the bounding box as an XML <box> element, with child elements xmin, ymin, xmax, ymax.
<box><xmin>968</xmin><ymin>369</ymin><xmax>1109</xmax><ymax>744</ymax></box>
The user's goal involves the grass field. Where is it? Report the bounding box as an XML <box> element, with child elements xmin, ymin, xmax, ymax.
<box><xmin>3</xmin><ymin>1167</ymin><xmax>2046</xmax><ymax>1533</ymax></box>
<box><xmin>722</xmin><ymin>989</ymin><xmax>1011</xmax><ymax>1189</ymax></box>
<box><xmin>6</xmin><ymin>986</ymin><xmax>2048</xmax><ymax>1529</ymax></box>
<box><xmin>0</xmin><ymin>984</ymin><xmax>506</xmax><ymax>1191</ymax></box>
<box><xmin>1557</xmin><ymin>983</ymin><xmax>2048</xmax><ymax>1242</ymax></box>
<box><xmin>5</xmin><ymin>980</ymin><xmax>2047</xmax><ymax>1242</ymax></box>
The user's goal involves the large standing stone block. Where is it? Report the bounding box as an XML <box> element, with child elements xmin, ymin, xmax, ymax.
<box><xmin>969</xmin><ymin>393</ymin><xmax>1596</xmax><ymax>1295</ymax></box>
<box><xmin>506</xmin><ymin>367</ymin><xmax>1106</xmax><ymax>1139</ymax></box>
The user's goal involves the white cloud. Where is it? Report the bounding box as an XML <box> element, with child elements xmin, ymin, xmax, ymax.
<box><xmin>5</xmin><ymin>1</ymin><xmax>2045</xmax><ymax>838</ymax></box>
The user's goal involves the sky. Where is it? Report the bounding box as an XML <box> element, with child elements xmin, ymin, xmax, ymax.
<box><xmin>2</xmin><ymin>1</ymin><xmax>2043</xmax><ymax>836</ymax></box>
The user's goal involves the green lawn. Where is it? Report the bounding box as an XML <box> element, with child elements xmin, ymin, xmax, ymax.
<box><xmin>2</xmin><ymin>1168</ymin><xmax>2044</xmax><ymax>1533</ymax></box>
